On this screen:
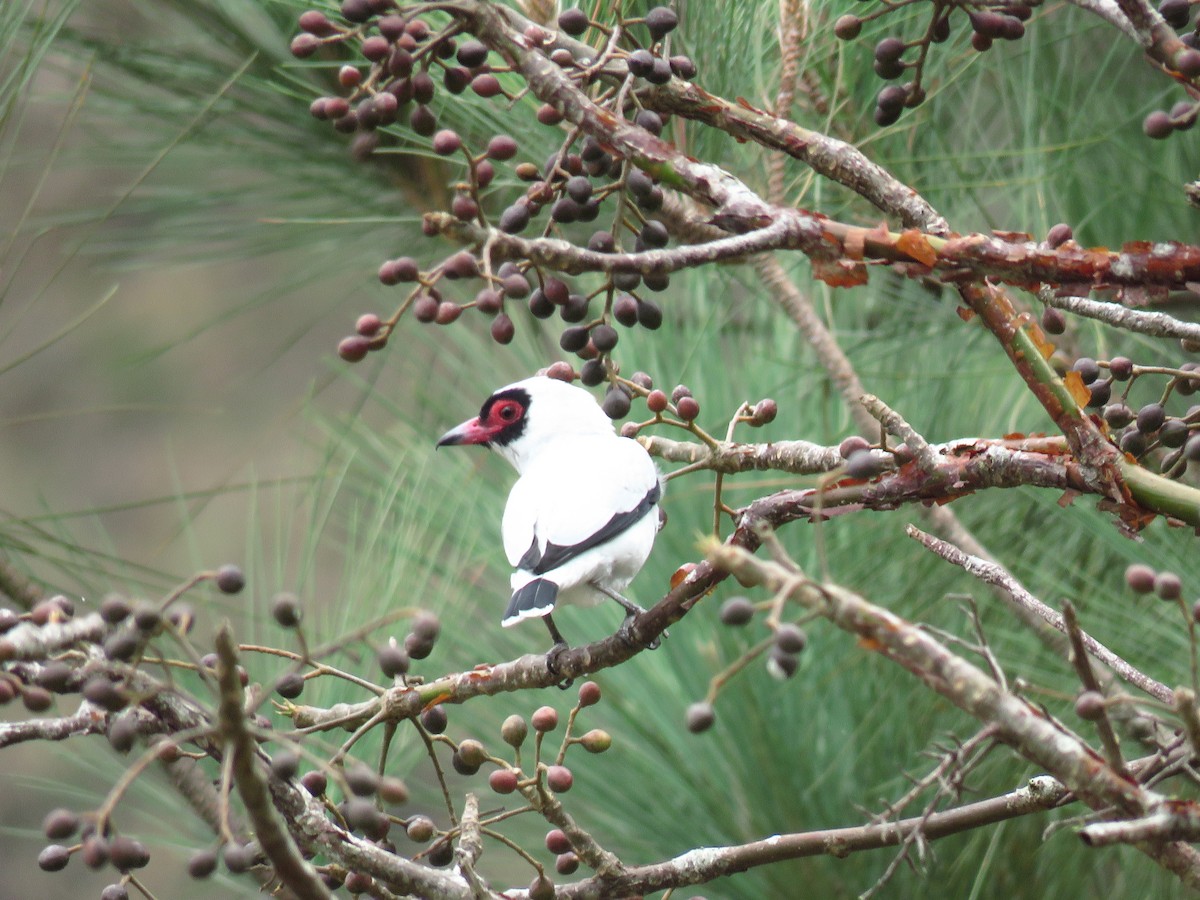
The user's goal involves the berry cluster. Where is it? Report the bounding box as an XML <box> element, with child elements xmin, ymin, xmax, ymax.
<box><xmin>685</xmin><ymin>595</ymin><xmax>810</xmax><ymax>733</ymax></box>
<box><xmin>292</xmin><ymin>4</ymin><xmax>695</xmax><ymax>384</ymax></box>
<box><xmin>7</xmin><ymin>558</ymin><xmax>629</xmax><ymax>896</ymax></box>
<box><xmin>1062</xmin><ymin>350</ymin><xmax>1200</xmax><ymax>477</ymax></box>
<box><xmin>833</xmin><ymin>0</ymin><xmax>1034</xmax><ymax>126</ymax></box>
<box><xmin>294</xmin><ymin>681</ymin><xmax>611</xmax><ymax>895</ymax></box>
<box><xmin>539</xmin><ymin>362</ymin><xmax>778</xmax><ymax>438</ymax></box>
<box><xmin>835</xmin><ymin>0</ymin><xmax>1200</xmax><ymax>134</ymax></box>
<box><xmin>1124</xmin><ymin>562</ymin><xmax>1185</xmax><ymax>601</ymax></box>
<box><xmin>3</xmin><ymin>565</ymin><xmax>493</xmax><ymax>896</ymax></box>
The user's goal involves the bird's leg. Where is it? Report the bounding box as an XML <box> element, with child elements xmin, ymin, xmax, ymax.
<box><xmin>595</xmin><ymin>585</ymin><xmax>664</xmax><ymax>650</ymax></box>
<box><xmin>541</xmin><ymin>613</ymin><xmax>573</xmax><ymax>690</ymax></box>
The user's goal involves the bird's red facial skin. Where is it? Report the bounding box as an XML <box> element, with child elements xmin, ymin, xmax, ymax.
<box><xmin>437</xmin><ymin>386</ymin><xmax>531</xmax><ymax>449</ymax></box>
<box><xmin>437</xmin><ymin>399</ymin><xmax>526</xmax><ymax>447</ymax></box>
<box><xmin>485</xmin><ymin>398</ymin><xmax>525</xmax><ymax>430</ymax></box>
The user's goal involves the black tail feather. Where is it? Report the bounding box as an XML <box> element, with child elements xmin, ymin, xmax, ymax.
<box><xmin>503</xmin><ymin>578</ymin><xmax>558</xmax><ymax>625</ymax></box>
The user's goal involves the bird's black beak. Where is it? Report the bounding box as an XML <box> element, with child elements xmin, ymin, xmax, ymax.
<box><xmin>436</xmin><ymin>416</ymin><xmax>490</xmax><ymax>448</ymax></box>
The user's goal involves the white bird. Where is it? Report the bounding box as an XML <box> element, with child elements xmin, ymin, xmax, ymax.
<box><xmin>437</xmin><ymin>375</ymin><xmax>662</xmax><ymax>647</ymax></box>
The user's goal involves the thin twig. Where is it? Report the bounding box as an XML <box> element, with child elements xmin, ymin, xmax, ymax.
<box><xmin>1062</xmin><ymin>602</ymin><xmax>1129</xmax><ymax>778</ymax></box>
<box><xmin>906</xmin><ymin>526</ymin><xmax>1174</xmax><ymax>704</ymax></box>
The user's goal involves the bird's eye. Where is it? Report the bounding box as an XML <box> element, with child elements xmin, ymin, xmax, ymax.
<box><xmin>498</xmin><ymin>403</ymin><xmax>519</xmax><ymax>421</ymax></box>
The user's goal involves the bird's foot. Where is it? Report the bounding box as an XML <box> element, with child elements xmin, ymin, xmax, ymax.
<box><xmin>617</xmin><ymin>612</ymin><xmax>665</xmax><ymax>651</ymax></box>
<box><xmin>545</xmin><ymin>641</ymin><xmax>574</xmax><ymax>690</ymax></box>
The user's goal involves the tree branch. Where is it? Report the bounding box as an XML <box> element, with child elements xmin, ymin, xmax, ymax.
<box><xmin>703</xmin><ymin>541</ymin><xmax>1200</xmax><ymax>889</ymax></box>
<box><xmin>215</xmin><ymin>624</ymin><xmax>334</xmax><ymax>900</ymax></box>
<box><xmin>558</xmin><ymin>776</ymin><xmax>1069</xmax><ymax>897</ymax></box>
<box><xmin>905</xmin><ymin>525</ymin><xmax>1174</xmax><ymax>704</ymax></box>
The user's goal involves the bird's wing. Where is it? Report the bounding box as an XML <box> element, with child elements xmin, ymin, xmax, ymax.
<box><xmin>502</xmin><ymin>436</ymin><xmax>659</xmax><ymax>575</ymax></box>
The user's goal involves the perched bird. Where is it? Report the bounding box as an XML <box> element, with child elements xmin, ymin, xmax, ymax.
<box><xmin>437</xmin><ymin>375</ymin><xmax>662</xmax><ymax>647</ymax></box>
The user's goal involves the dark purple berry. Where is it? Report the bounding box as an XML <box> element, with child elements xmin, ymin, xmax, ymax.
<box><xmin>432</xmin><ymin>129</ymin><xmax>462</xmax><ymax>155</ymax></box>
<box><xmin>545</xmin><ymin>828</ymin><xmax>571</xmax><ymax>855</ymax></box>
<box><xmin>109</xmin><ymin>836</ymin><xmax>150</xmax><ymax>872</ymax></box>
<box><xmin>580</xmin><ymin>359</ymin><xmax>606</xmax><ymax>386</ymax></box>
<box><xmin>456</xmin><ymin>39</ymin><xmax>488</xmax><ymax>68</ymax></box>
<box><xmin>1075</xmin><ymin>690</ymin><xmax>1106</xmax><ymax>720</ymax></box>
<box><xmin>640</xmin><ymin>220</ymin><xmax>669</xmax><ymax>248</ymax></box>
<box><xmin>877</xmin><ymin>85</ymin><xmax>907</xmax><ymax>115</ymax></box>
<box><xmin>719</xmin><ymin>596</ymin><xmax>754</xmax><ymax>625</ymax></box>
<box><xmin>338</xmin><ymin>336</ymin><xmax>370</xmax><ymax>362</ymax></box>
<box><xmin>1046</xmin><ymin>223</ymin><xmax>1073</xmax><ymax>247</ymax></box>
<box><xmin>499</xmin><ymin>202</ymin><xmax>531</xmax><ymax>234</ymax></box>
<box><xmin>874</xmin><ymin>37</ymin><xmax>905</xmax><ymax>63</ymax></box>
<box><xmin>613</xmin><ymin>270</ymin><xmax>641</xmax><ymax>291</ymax></box>
<box><xmin>558</xmin><ymin>7</ymin><xmax>589</xmax><ymax>36</ymax></box>
<box><xmin>1136</xmin><ymin>403</ymin><xmax>1166</xmax><ymax>434</ymax></box>
<box><xmin>591</xmin><ymin>324</ymin><xmax>619</xmax><ymax>352</ymax></box>
<box><xmin>1103</xmin><ymin>404</ymin><xmax>1135</xmax><ymax>428</ymax></box>
<box><xmin>560</xmin><ymin>326</ymin><xmax>590</xmax><ymax>353</ymax></box>
<box><xmin>1072</xmin><ymin>357</ymin><xmax>1100</xmax><ymax>384</ymax></box>
<box><xmin>300</xmin><ymin>770</ymin><xmax>327</xmax><ymax>796</ymax></box>
<box><xmin>215</xmin><ymin>564</ymin><xmax>244</xmax><ymax>593</ymax></box>
<box><xmin>768</xmin><ymin>646</ymin><xmax>799</xmax><ymax>679</ymax></box>
<box><xmin>1185</xmin><ymin>435</ymin><xmax>1200</xmax><ymax>465</ymax></box>
<box><xmin>378</xmin><ymin>643</ymin><xmax>409</xmax><ymax>677</ymax></box>
<box><xmin>611</xmin><ymin>295</ymin><xmax>637</xmax><ymax>328</ymax></box>
<box><xmin>1179</xmin><ymin>49</ymin><xmax>1200</xmax><ymax>76</ymax></box>
<box><xmin>409</xmin><ymin>104</ymin><xmax>437</xmax><ymax>136</ymax></box>
<box><xmin>551</xmin><ymin>197</ymin><xmax>581</xmax><ymax>223</ymax></box>
<box><xmin>561</xmin><ymin>293</ymin><xmax>590</xmax><ymax>322</ymax></box>
<box><xmin>422</xmin><ymin>705</ymin><xmax>448</xmax><ymax>734</ymax></box>
<box><xmin>874</xmin><ymin>103</ymin><xmax>902</xmax><ymax>127</ymax></box>
<box><xmin>602</xmin><ymin>387</ymin><xmax>631</xmax><ymax>419</ymax></box>
<box><xmin>566</xmin><ymin>175</ymin><xmax>593</xmax><ymax>203</ymax></box>
<box><xmin>1144</xmin><ymin>110</ymin><xmax>1174</xmax><ymax>139</ymax></box>
<box><xmin>628</xmin><ymin>49</ymin><xmax>655</xmax><ymax>78</ymax></box>
<box><xmin>635</xmin><ymin>109</ymin><xmax>663</xmax><ymax>135</ymax></box>
<box><xmin>670</xmin><ymin>55</ymin><xmax>697</xmax><ymax>78</ymax></box>
<box><xmin>775</xmin><ymin>623</ymin><xmax>808</xmax><ymax>654</ymax></box>
<box><xmin>676</xmin><ymin>395</ymin><xmax>700</xmax><ymax>421</ymax></box>
<box><xmin>275</xmin><ymin>672</ymin><xmax>305</xmax><ymax>699</ymax></box>
<box><xmin>1086</xmin><ymin>378</ymin><xmax>1111</xmax><ymax>408</ymax></box>
<box><xmin>486</xmin><ymin>134</ymin><xmax>518</xmax><ymax>160</ymax></box>
<box><xmin>43</xmin><ymin>809</ymin><xmax>79</xmax><ymax>840</ymax></box>
<box><xmin>637</xmin><ymin>299</ymin><xmax>663</xmax><ymax>329</ymax></box>
<box><xmin>834</xmin><ymin>14</ymin><xmax>862</xmax><ymax>39</ymax></box>
<box><xmin>645</xmin><ymin>6</ymin><xmax>679</xmax><ymax>40</ymax></box>
<box><xmin>529</xmin><ymin>289</ymin><xmax>555</xmax><ymax>319</ymax></box>
<box><xmin>38</xmin><ymin>845</ymin><xmax>71</xmax><ymax>872</ymax></box>
<box><xmin>1108</xmin><ymin>356</ymin><xmax>1133</xmax><ymax>380</ymax></box>
<box><xmin>1041</xmin><ymin>309</ymin><xmax>1070</xmax><ymax>338</ymax></box>
<box><xmin>1125</xmin><ymin>563</ymin><xmax>1156</xmax><ymax>593</ymax></box>
<box><xmin>686</xmin><ymin>701</ymin><xmax>715</xmax><ymax>733</ymax></box>
<box><xmin>1156</xmin><ymin>571</ymin><xmax>1183</xmax><ymax>600</ymax></box>
<box><xmin>537</xmin><ymin>103</ymin><xmax>564</xmax><ymax>126</ymax></box>
<box><xmin>1160</xmin><ymin>419</ymin><xmax>1189</xmax><ymax>447</ymax></box>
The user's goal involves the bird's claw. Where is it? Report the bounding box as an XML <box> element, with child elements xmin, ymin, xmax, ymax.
<box><xmin>545</xmin><ymin>641</ymin><xmax>574</xmax><ymax>690</ymax></box>
<box><xmin>617</xmin><ymin>613</ymin><xmax>665</xmax><ymax>650</ymax></box>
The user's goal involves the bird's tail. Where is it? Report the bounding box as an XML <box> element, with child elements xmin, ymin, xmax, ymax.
<box><xmin>502</xmin><ymin>578</ymin><xmax>558</xmax><ymax>626</ymax></box>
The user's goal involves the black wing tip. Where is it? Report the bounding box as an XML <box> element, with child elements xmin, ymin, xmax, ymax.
<box><xmin>503</xmin><ymin>578</ymin><xmax>558</xmax><ymax>626</ymax></box>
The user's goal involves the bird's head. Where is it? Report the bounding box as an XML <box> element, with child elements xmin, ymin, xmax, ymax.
<box><xmin>436</xmin><ymin>375</ymin><xmax>615</xmax><ymax>472</ymax></box>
